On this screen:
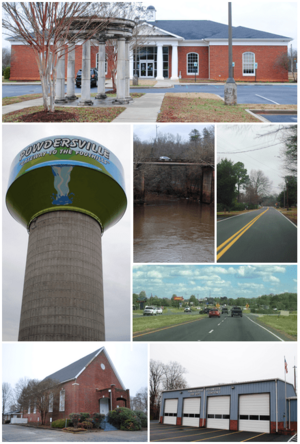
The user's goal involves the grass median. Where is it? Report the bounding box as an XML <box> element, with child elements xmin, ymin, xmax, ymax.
<box><xmin>255</xmin><ymin>314</ymin><xmax>297</xmax><ymax>339</ymax></box>
<box><xmin>133</xmin><ymin>313</ymin><xmax>206</xmax><ymax>334</ymax></box>
<box><xmin>157</xmin><ymin>93</ymin><xmax>297</xmax><ymax>122</ymax></box>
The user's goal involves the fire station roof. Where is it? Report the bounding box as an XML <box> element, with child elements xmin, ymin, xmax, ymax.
<box><xmin>146</xmin><ymin>20</ymin><xmax>291</xmax><ymax>41</ymax></box>
<box><xmin>43</xmin><ymin>348</ymin><xmax>125</xmax><ymax>389</ymax></box>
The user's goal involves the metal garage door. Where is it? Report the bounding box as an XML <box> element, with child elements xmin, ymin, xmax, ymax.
<box><xmin>182</xmin><ymin>398</ymin><xmax>201</xmax><ymax>427</ymax></box>
<box><xmin>207</xmin><ymin>396</ymin><xmax>230</xmax><ymax>430</ymax></box>
<box><xmin>239</xmin><ymin>394</ymin><xmax>270</xmax><ymax>433</ymax></box>
<box><xmin>164</xmin><ymin>399</ymin><xmax>178</xmax><ymax>425</ymax></box>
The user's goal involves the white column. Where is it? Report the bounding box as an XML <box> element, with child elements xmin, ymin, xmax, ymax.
<box><xmin>156</xmin><ymin>43</ymin><xmax>164</xmax><ymax>80</ymax></box>
<box><xmin>55</xmin><ymin>42</ymin><xmax>67</xmax><ymax>103</ymax></box>
<box><xmin>95</xmin><ymin>40</ymin><xmax>107</xmax><ymax>99</ymax></box>
<box><xmin>78</xmin><ymin>40</ymin><xmax>93</xmax><ymax>106</ymax></box>
<box><xmin>66</xmin><ymin>43</ymin><xmax>76</xmax><ymax>100</ymax></box>
<box><xmin>114</xmin><ymin>38</ymin><xmax>127</xmax><ymax>103</ymax></box>
<box><xmin>129</xmin><ymin>49</ymin><xmax>134</xmax><ymax>79</ymax></box>
<box><xmin>171</xmin><ymin>43</ymin><xmax>179</xmax><ymax>80</ymax></box>
<box><xmin>125</xmin><ymin>40</ymin><xmax>131</xmax><ymax>99</ymax></box>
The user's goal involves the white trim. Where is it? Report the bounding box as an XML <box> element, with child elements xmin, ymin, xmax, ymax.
<box><xmin>187</xmin><ymin>52</ymin><xmax>199</xmax><ymax>75</ymax></box>
<box><xmin>208</xmin><ymin>39</ymin><xmax>289</xmax><ymax>46</ymax></box>
<box><xmin>179</xmin><ymin>41</ymin><xmax>208</xmax><ymax>47</ymax></box>
<box><xmin>74</xmin><ymin>347</ymin><xmax>104</xmax><ymax>379</ymax></box>
<box><xmin>143</xmin><ymin>22</ymin><xmax>184</xmax><ymax>40</ymax></box>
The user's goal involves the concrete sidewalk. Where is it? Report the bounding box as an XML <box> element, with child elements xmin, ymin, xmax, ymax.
<box><xmin>113</xmin><ymin>93</ymin><xmax>164</xmax><ymax>122</ymax></box>
<box><xmin>3</xmin><ymin>92</ymin><xmax>165</xmax><ymax>122</ymax></box>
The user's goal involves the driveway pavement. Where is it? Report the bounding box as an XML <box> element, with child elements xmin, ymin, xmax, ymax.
<box><xmin>2</xmin><ymin>425</ymin><xmax>147</xmax><ymax>442</ymax></box>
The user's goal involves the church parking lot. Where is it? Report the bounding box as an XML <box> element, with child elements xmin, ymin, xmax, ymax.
<box><xmin>2</xmin><ymin>425</ymin><xmax>147</xmax><ymax>442</ymax></box>
<box><xmin>150</xmin><ymin>423</ymin><xmax>293</xmax><ymax>442</ymax></box>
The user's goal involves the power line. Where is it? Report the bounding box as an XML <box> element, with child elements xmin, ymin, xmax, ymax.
<box><xmin>218</xmin><ymin>140</ymin><xmax>284</xmax><ymax>154</ymax></box>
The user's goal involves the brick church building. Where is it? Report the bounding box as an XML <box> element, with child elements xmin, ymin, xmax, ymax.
<box><xmin>7</xmin><ymin>6</ymin><xmax>291</xmax><ymax>83</ymax></box>
<box><xmin>22</xmin><ymin>348</ymin><xmax>130</xmax><ymax>425</ymax></box>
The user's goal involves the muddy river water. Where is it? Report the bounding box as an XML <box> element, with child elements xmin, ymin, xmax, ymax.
<box><xmin>134</xmin><ymin>198</ymin><xmax>214</xmax><ymax>262</ymax></box>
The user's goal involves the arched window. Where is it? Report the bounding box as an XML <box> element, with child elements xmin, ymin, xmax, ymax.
<box><xmin>59</xmin><ymin>390</ymin><xmax>65</xmax><ymax>412</ymax></box>
<box><xmin>187</xmin><ymin>53</ymin><xmax>199</xmax><ymax>75</ymax></box>
<box><xmin>243</xmin><ymin>52</ymin><xmax>255</xmax><ymax>75</ymax></box>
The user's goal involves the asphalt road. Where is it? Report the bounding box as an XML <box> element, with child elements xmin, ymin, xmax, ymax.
<box><xmin>217</xmin><ymin>207</ymin><xmax>297</xmax><ymax>263</ymax></box>
<box><xmin>262</xmin><ymin>114</ymin><xmax>297</xmax><ymax>123</ymax></box>
<box><xmin>3</xmin><ymin>84</ymin><xmax>297</xmax><ymax>104</ymax></box>
<box><xmin>133</xmin><ymin>313</ymin><xmax>290</xmax><ymax>342</ymax></box>
<box><xmin>2</xmin><ymin>425</ymin><xmax>147</xmax><ymax>442</ymax></box>
<box><xmin>150</xmin><ymin>422</ymin><xmax>293</xmax><ymax>442</ymax></box>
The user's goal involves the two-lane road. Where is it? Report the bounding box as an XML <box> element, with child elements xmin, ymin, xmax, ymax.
<box><xmin>217</xmin><ymin>207</ymin><xmax>297</xmax><ymax>262</ymax></box>
<box><xmin>133</xmin><ymin>314</ymin><xmax>291</xmax><ymax>342</ymax></box>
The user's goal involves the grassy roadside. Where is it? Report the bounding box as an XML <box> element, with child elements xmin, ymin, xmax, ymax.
<box><xmin>254</xmin><ymin>314</ymin><xmax>297</xmax><ymax>339</ymax></box>
<box><xmin>133</xmin><ymin>313</ymin><xmax>205</xmax><ymax>334</ymax></box>
<box><xmin>3</xmin><ymin>92</ymin><xmax>144</xmax><ymax>107</ymax></box>
<box><xmin>276</xmin><ymin>208</ymin><xmax>297</xmax><ymax>225</ymax></box>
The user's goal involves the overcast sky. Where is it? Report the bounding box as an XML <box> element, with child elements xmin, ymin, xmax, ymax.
<box><xmin>2</xmin><ymin>343</ymin><xmax>148</xmax><ymax>397</ymax></box>
<box><xmin>150</xmin><ymin>342</ymin><xmax>297</xmax><ymax>387</ymax></box>
<box><xmin>2</xmin><ymin>2</ymin><xmax>297</xmax><ymax>49</ymax></box>
<box><xmin>134</xmin><ymin>124</ymin><xmax>212</xmax><ymax>143</ymax></box>
<box><xmin>217</xmin><ymin>124</ymin><xmax>294</xmax><ymax>195</ymax></box>
<box><xmin>133</xmin><ymin>264</ymin><xmax>297</xmax><ymax>300</ymax></box>
<box><xmin>2</xmin><ymin>124</ymin><xmax>132</xmax><ymax>341</ymax></box>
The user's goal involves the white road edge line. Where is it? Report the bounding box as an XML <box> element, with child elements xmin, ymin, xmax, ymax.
<box><xmin>217</xmin><ymin>209</ymin><xmax>262</xmax><ymax>223</ymax></box>
<box><xmin>246</xmin><ymin>316</ymin><xmax>284</xmax><ymax>341</ymax></box>
<box><xmin>209</xmin><ymin>330</ymin><xmax>214</xmax><ymax>333</ymax></box>
<box><xmin>255</xmin><ymin>94</ymin><xmax>280</xmax><ymax>105</ymax></box>
<box><xmin>275</xmin><ymin>209</ymin><xmax>297</xmax><ymax>228</ymax></box>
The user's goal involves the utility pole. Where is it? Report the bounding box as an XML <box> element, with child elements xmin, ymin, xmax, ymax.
<box><xmin>224</xmin><ymin>2</ymin><xmax>237</xmax><ymax>105</ymax></box>
<box><xmin>293</xmin><ymin>363</ymin><xmax>297</xmax><ymax>395</ymax></box>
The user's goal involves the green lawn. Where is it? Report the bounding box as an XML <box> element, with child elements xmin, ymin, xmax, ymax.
<box><xmin>257</xmin><ymin>314</ymin><xmax>297</xmax><ymax>339</ymax></box>
<box><xmin>133</xmin><ymin>313</ymin><xmax>205</xmax><ymax>334</ymax></box>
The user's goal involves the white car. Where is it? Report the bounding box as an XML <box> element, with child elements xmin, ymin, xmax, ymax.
<box><xmin>157</xmin><ymin>307</ymin><xmax>163</xmax><ymax>314</ymax></box>
<box><xmin>159</xmin><ymin>156</ymin><xmax>172</xmax><ymax>162</ymax></box>
<box><xmin>184</xmin><ymin>307</ymin><xmax>191</xmax><ymax>312</ymax></box>
<box><xmin>143</xmin><ymin>306</ymin><xmax>158</xmax><ymax>316</ymax></box>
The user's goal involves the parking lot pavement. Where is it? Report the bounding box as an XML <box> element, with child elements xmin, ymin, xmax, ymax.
<box><xmin>2</xmin><ymin>425</ymin><xmax>147</xmax><ymax>442</ymax></box>
<box><xmin>150</xmin><ymin>423</ymin><xmax>292</xmax><ymax>442</ymax></box>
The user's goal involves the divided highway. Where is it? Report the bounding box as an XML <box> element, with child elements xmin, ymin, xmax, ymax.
<box><xmin>217</xmin><ymin>207</ymin><xmax>297</xmax><ymax>262</ymax></box>
<box><xmin>133</xmin><ymin>314</ymin><xmax>291</xmax><ymax>342</ymax></box>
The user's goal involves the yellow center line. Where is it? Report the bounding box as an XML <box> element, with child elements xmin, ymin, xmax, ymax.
<box><xmin>241</xmin><ymin>432</ymin><xmax>266</xmax><ymax>442</ymax></box>
<box><xmin>133</xmin><ymin>317</ymin><xmax>204</xmax><ymax>339</ymax></box>
<box><xmin>151</xmin><ymin>429</ymin><xmax>223</xmax><ymax>441</ymax></box>
<box><xmin>193</xmin><ymin>430</ymin><xmax>244</xmax><ymax>442</ymax></box>
<box><xmin>217</xmin><ymin>209</ymin><xmax>269</xmax><ymax>261</ymax></box>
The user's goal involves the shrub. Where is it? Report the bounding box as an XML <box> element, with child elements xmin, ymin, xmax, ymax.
<box><xmin>79</xmin><ymin>412</ymin><xmax>90</xmax><ymax>422</ymax></box>
<box><xmin>134</xmin><ymin>410</ymin><xmax>147</xmax><ymax>428</ymax></box>
<box><xmin>120</xmin><ymin>418</ymin><xmax>142</xmax><ymax>431</ymax></box>
<box><xmin>80</xmin><ymin>420</ymin><xmax>93</xmax><ymax>429</ymax></box>
<box><xmin>4</xmin><ymin>67</ymin><xmax>10</xmax><ymax>80</ymax></box>
<box><xmin>93</xmin><ymin>412</ymin><xmax>105</xmax><ymax>428</ymax></box>
<box><xmin>107</xmin><ymin>407</ymin><xmax>141</xmax><ymax>431</ymax></box>
<box><xmin>51</xmin><ymin>419</ymin><xmax>69</xmax><ymax>428</ymax></box>
<box><xmin>69</xmin><ymin>413</ymin><xmax>81</xmax><ymax>428</ymax></box>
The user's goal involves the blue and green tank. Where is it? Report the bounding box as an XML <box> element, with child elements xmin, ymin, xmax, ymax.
<box><xmin>6</xmin><ymin>135</ymin><xmax>127</xmax><ymax>232</ymax></box>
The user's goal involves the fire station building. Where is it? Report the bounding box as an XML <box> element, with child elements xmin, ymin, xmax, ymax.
<box><xmin>160</xmin><ymin>379</ymin><xmax>297</xmax><ymax>434</ymax></box>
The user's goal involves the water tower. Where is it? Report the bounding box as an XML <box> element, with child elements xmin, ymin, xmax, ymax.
<box><xmin>6</xmin><ymin>136</ymin><xmax>127</xmax><ymax>341</ymax></box>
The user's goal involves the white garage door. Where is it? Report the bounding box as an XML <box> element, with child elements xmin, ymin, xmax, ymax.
<box><xmin>207</xmin><ymin>396</ymin><xmax>230</xmax><ymax>430</ymax></box>
<box><xmin>239</xmin><ymin>394</ymin><xmax>270</xmax><ymax>433</ymax></box>
<box><xmin>164</xmin><ymin>399</ymin><xmax>178</xmax><ymax>425</ymax></box>
<box><xmin>182</xmin><ymin>398</ymin><xmax>201</xmax><ymax>427</ymax></box>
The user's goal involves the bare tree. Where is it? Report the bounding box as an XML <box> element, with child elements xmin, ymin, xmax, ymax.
<box><xmin>274</xmin><ymin>52</ymin><xmax>289</xmax><ymax>75</ymax></box>
<box><xmin>2</xmin><ymin>2</ymin><xmax>114</xmax><ymax>112</ymax></box>
<box><xmin>149</xmin><ymin>360</ymin><xmax>164</xmax><ymax>418</ymax></box>
<box><xmin>17</xmin><ymin>378</ymin><xmax>61</xmax><ymax>425</ymax></box>
<box><xmin>162</xmin><ymin>361</ymin><xmax>188</xmax><ymax>391</ymax></box>
<box><xmin>245</xmin><ymin>170</ymin><xmax>272</xmax><ymax>205</ymax></box>
<box><xmin>2</xmin><ymin>383</ymin><xmax>13</xmax><ymax>415</ymax></box>
<box><xmin>280</xmin><ymin>125</ymin><xmax>297</xmax><ymax>176</ymax></box>
<box><xmin>131</xmin><ymin>387</ymin><xmax>148</xmax><ymax>412</ymax></box>
<box><xmin>2</xmin><ymin>47</ymin><xmax>11</xmax><ymax>69</ymax></box>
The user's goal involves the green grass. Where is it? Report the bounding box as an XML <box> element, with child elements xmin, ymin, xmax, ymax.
<box><xmin>257</xmin><ymin>314</ymin><xmax>297</xmax><ymax>338</ymax></box>
<box><xmin>133</xmin><ymin>313</ymin><xmax>205</xmax><ymax>333</ymax></box>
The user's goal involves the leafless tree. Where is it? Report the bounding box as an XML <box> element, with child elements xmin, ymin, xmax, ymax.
<box><xmin>245</xmin><ymin>170</ymin><xmax>272</xmax><ymax>205</ymax></box>
<box><xmin>17</xmin><ymin>378</ymin><xmax>61</xmax><ymax>425</ymax></box>
<box><xmin>274</xmin><ymin>52</ymin><xmax>289</xmax><ymax>75</ymax></box>
<box><xmin>131</xmin><ymin>387</ymin><xmax>148</xmax><ymax>412</ymax></box>
<box><xmin>150</xmin><ymin>360</ymin><xmax>164</xmax><ymax>418</ymax></box>
<box><xmin>2</xmin><ymin>382</ymin><xmax>13</xmax><ymax>415</ymax></box>
<box><xmin>2</xmin><ymin>47</ymin><xmax>11</xmax><ymax>69</ymax></box>
<box><xmin>162</xmin><ymin>361</ymin><xmax>188</xmax><ymax>391</ymax></box>
<box><xmin>2</xmin><ymin>2</ymin><xmax>115</xmax><ymax>112</ymax></box>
